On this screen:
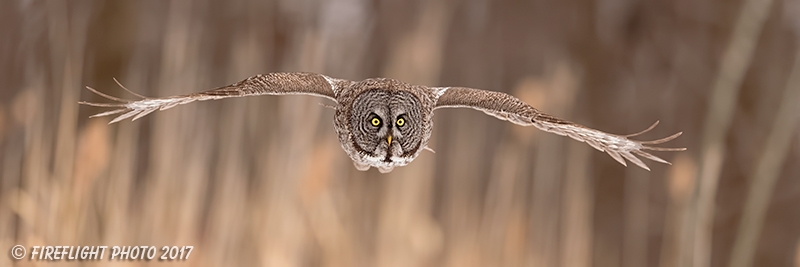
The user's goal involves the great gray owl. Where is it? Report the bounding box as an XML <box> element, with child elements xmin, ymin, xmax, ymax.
<box><xmin>80</xmin><ymin>72</ymin><xmax>685</xmax><ymax>173</ymax></box>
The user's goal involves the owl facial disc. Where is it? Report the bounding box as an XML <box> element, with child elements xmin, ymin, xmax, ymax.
<box><xmin>334</xmin><ymin>80</ymin><xmax>433</xmax><ymax>173</ymax></box>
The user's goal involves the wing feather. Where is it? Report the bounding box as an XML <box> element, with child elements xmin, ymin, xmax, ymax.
<box><xmin>633</xmin><ymin>150</ymin><xmax>670</xmax><ymax>165</ymax></box>
<box><xmin>110</xmin><ymin>109</ymin><xmax>143</xmax><ymax>124</ymax></box>
<box><xmin>434</xmin><ymin>86</ymin><xmax>685</xmax><ymax>170</ymax></box>
<box><xmin>81</xmin><ymin>72</ymin><xmax>346</xmax><ymax>123</ymax></box>
<box><xmin>606</xmin><ymin>150</ymin><xmax>628</xmax><ymax>167</ymax></box>
<box><xmin>89</xmin><ymin>108</ymin><xmax>127</xmax><ymax>118</ymax></box>
<box><xmin>621</xmin><ymin>151</ymin><xmax>649</xmax><ymax>171</ymax></box>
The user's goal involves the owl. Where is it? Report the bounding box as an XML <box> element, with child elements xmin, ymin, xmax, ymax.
<box><xmin>80</xmin><ymin>72</ymin><xmax>685</xmax><ymax>173</ymax></box>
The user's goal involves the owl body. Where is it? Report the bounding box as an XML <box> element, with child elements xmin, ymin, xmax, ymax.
<box><xmin>334</xmin><ymin>78</ymin><xmax>436</xmax><ymax>173</ymax></box>
<box><xmin>81</xmin><ymin>72</ymin><xmax>684</xmax><ymax>173</ymax></box>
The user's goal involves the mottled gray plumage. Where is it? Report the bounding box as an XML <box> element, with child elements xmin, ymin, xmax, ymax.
<box><xmin>80</xmin><ymin>72</ymin><xmax>685</xmax><ymax>172</ymax></box>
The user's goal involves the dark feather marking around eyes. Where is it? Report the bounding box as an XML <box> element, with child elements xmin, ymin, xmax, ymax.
<box><xmin>401</xmin><ymin>140</ymin><xmax>422</xmax><ymax>158</ymax></box>
<box><xmin>351</xmin><ymin>138</ymin><xmax>375</xmax><ymax>157</ymax></box>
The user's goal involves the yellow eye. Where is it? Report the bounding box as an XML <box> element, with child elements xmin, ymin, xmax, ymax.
<box><xmin>396</xmin><ymin>118</ymin><xmax>405</xmax><ymax>127</ymax></box>
<box><xmin>371</xmin><ymin>118</ymin><xmax>381</xmax><ymax>126</ymax></box>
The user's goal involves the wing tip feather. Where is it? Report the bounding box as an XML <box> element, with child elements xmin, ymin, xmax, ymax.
<box><xmin>623</xmin><ymin>120</ymin><xmax>659</xmax><ymax>137</ymax></box>
<box><xmin>112</xmin><ymin>77</ymin><xmax>148</xmax><ymax>99</ymax></box>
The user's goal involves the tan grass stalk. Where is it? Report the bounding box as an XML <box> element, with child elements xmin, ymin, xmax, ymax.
<box><xmin>692</xmin><ymin>0</ymin><xmax>775</xmax><ymax>266</ymax></box>
<box><xmin>728</xmin><ymin>48</ymin><xmax>800</xmax><ymax>267</ymax></box>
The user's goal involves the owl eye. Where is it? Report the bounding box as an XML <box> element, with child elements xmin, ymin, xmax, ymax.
<box><xmin>396</xmin><ymin>117</ymin><xmax>405</xmax><ymax>127</ymax></box>
<box><xmin>371</xmin><ymin>117</ymin><xmax>381</xmax><ymax>127</ymax></box>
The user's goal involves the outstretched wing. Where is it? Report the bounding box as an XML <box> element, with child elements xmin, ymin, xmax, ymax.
<box><xmin>432</xmin><ymin>86</ymin><xmax>685</xmax><ymax>171</ymax></box>
<box><xmin>80</xmin><ymin>72</ymin><xmax>349</xmax><ymax>124</ymax></box>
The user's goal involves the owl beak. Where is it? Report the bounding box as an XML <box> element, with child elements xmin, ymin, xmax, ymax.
<box><xmin>387</xmin><ymin>135</ymin><xmax>392</xmax><ymax>146</ymax></box>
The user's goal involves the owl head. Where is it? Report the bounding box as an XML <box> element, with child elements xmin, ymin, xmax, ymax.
<box><xmin>334</xmin><ymin>78</ymin><xmax>434</xmax><ymax>173</ymax></box>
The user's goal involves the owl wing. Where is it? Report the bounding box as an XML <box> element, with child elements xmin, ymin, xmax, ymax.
<box><xmin>432</xmin><ymin>86</ymin><xmax>685</xmax><ymax>171</ymax></box>
<box><xmin>80</xmin><ymin>72</ymin><xmax>349</xmax><ymax>124</ymax></box>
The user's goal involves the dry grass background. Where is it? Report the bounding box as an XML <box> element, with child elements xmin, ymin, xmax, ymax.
<box><xmin>1</xmin><ymin>0</ymin><xmax>799</xmax><ymax>266</ymax></box>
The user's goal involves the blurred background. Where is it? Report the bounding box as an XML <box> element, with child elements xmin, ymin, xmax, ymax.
<box><xmin>1</xmin><ymin>0</ymin><xmax>799</xmax><ymax>266</ymax></box>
